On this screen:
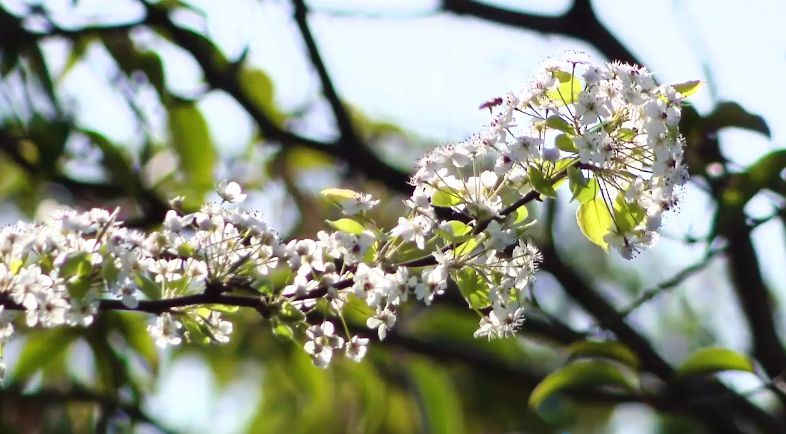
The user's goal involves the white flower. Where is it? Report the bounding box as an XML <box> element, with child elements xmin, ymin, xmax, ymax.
<box><xmin>216</xmin><ymin>180</ymin><xmax>247</xmax><ymax>204</ymax></box>
<box><xmin>366</xmin><ymin>309</ymin><xmax>396</xmax><ymax>340</ymax></box>
<box><xmin>414</xmin><ymin>268</ymin><xmax>447</xmax><ymax>305</ymax></box>
<box><xmin>345</xmin><ymin>336</ymin><xmax>370</xmax><ymax>362</ymax></box>
<box><xmin>353</xmin><ymin>263</ymin><xmax>386</xmax><ymax>308</ymax></box>
<box><xmin>340</xmin><ymin>192</ymin><xmax>380</xmax><ymax>216</ymax></box>
<box><xmin>282</xmin><ymin>274</ymin><xmax>319</xmax><ymax>298</ymax></box>
<box><xmin>304</xmin><ymin>322</ymin><xmax>344</xmax><ymax>368</ymax></box>
<box><xmin>390</xmin><ymin>215</ymin><xmax>432</xmax><ymax>250</ymax></box>
<box><xmin>147</xmin><ymin>313</ymin><xmax>183</xmax><ymax>348</ymax></box>
<box><xmin>206</xmin><ymin>312</ymin><xmax>233</xmax><ymax>344</ymax></box>
<box><xmin>474</xmin><ymin>302</ymin><xmax>525</xmax><ymax>340</ymax></box>
<box><xmin>163</xmin><ymin>210</ymin><xmax>193</xmax><ymax>233</ymax></box>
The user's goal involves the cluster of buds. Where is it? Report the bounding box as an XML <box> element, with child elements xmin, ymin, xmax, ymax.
<box><xmin>0</xmin><ymin>52</ymin><xmax>696</xmax><ymax>371</ymax></box>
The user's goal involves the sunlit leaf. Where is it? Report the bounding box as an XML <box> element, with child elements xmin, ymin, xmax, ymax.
<box><xmin>613</xmin><ymin>193</ymin><xmax>646</xmax><ymax>233</ymax></box>
<box><xmin>576</xmin><ymin>196</ymin><xmax>612</xmax><ymax>251</ymax></box>
<box><xmin>13</xmin><ymin>328</ymin><xmax>80</xmax><ymax>381</ymax></box>
<box><xmin>408</xmin><ymin>359</ymin><xmax>465</xmax><ymax>434</ymax></box>
<box><xmin>546</xmin><ymin>77</ymin><xmax>583</xmax><ymax>106</ymax></box>
<box><xmin>567</xmin><ymin>340</ymin><xmax>640</xmax><ymax>370</ymax></box>
<box><xmin>512</xmin><ymin>205</ymin><xmax>529</xmax><ymax>225</ymax></box>
<box><xmin>568</xmin><ymin>167</ymin><xmax>598</xmax><ymax>204</ymax></box>
<box><xmin>706</xmin><ymin>101</ymin><xmax>770</xmax><ymax>138</ymax></box>
<box><xmin>454</xmin><ymin>236</ymin><xmax>480</xmax><ymax>258</ymax></box>
<box><xmin>555</xmin><ymin>133</ymin><xmax>577</xmax><ymax>152</ymax></box>
<box><xmin>437</xmin><ymin>220</ymin><xmax>470</xmax><ymax>242</ymax></box>
<box><xmin>239</xmin><ymin>67</ymin><xmax>285</xmax><ymax>126</ymax></box>
<box><xmin>431</xmin><ymin>189</ymin><xmax>463</xmax><ymax>207</ymax></box>
<box><xmin>529</xmin><ymin>360</ymin><xmax>635</xmax><ymax>409</ymax></box>
<box><xmin>528</xmin><ymin>166</ymin><xmax>556</xmax><ymax>197</ymax></box>
<box><xmin>167</xmin><ymin>100</ymin><xmax>216</xmax><ymax>197</ymax></box>
<box><xmin>677</xmin><ymin>347</ymin><xmax>754</xmax><ymax>376</ymax></box>
<box><xmin>326</xmin><ymin>218</ymin><xmax>365</xmax><ymax>235</ymax></box>
<box><xmin>454</xmin><ymin>267</ymin><xmax>491</xmax><ymax>310</ymax></box>
<box><xmin>546</xmin><ymin>115</ymin><xmax>574</xmax><ymax>134</ymax></box>
<box><xmin>671</xmin><ymin>80</ymin><xmax>702</xmax><ymax>98</ymax></box>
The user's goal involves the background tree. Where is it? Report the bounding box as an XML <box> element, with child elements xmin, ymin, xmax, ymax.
<box><xmin>0</xmin><ymin>0</ymin><xmax>783</xmax><ymax>433</ymax></box>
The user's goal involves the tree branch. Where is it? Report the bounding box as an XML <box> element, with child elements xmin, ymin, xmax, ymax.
<box><xmin>141</xmin><ymin>1</ymin><xmax>412</xmax><ymax>194</ymax></box>
<box><xmin>0</xmin><ymin>384</ymin><xmax>177</xmax><ymax>434</ymax></box>
<box><xmin>723</xmin><ymin>214</ymin><xmax>786</xmax><ymax>379</ymax></box>
<box><xmin>539</xmin><ymin>243</ymin><xmax>782</xmax><ymax>433</ymax></box>
<box><xmin>441</xmin><ymin>0</ymin><xmax>639</xmax><ymax>64</ymax></box>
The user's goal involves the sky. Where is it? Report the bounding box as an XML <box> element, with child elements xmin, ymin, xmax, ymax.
<box><xmin>3</xmin><ymin>0</ymin><xmax>786</xmax><ymax>432</ymax></box>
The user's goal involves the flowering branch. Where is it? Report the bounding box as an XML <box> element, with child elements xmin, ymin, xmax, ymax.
<box><xmin>0</xmin><ymin>53</ymin><xmax>696</xmax><ymax>375</ymax></box>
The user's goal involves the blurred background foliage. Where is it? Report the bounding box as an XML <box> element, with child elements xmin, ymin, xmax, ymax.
<box><xmin>0</xmin><ymin>0</ymin><xmax>785</xmax><ymax>433</ymax></box>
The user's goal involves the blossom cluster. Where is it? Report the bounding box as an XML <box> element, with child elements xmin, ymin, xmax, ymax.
<box><xmin>0</xmin><ymin>52</ymin><xmax>694</xmax><ymax>372</ymax></box>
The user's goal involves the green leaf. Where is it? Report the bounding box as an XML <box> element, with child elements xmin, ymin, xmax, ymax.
<box><xmin>576</xmin><ymin>196</ymin><xmax>612</xmax><ymax>251</ymax></box>
<box><xmin>454</xmin><ymin>267</ymin><xmax>491</xmax><ymax>310</ymax></box>
<box><xmin>28</xmin><ymin>115</ymin><xmax>70</xmax><ymax>171</ymax></box>
<box><xmin>454</xmin><ymin>236</ymin><xmax>480</xmax><ymax>258</ymax></box>
<box><xmin>408</xmin><ymin>359</ymin><xmax>464</xmax><ymax>434</ymax></box>
<box><xmin>437</xmin><ymin>220</ymin><xmax>470</xmax><ymax>241</ymax></box>
<box><xmin>529</xmin><ymin>360</ymin><xmax>635</xmax><ymax>409</ymax></box>
<box><xmin>553</xmin><ymin>69</ymin><xmax>573</xmax><ymax>83</ymax></box>
<box><xmin>136</xmin><ymin>275</ymin><xmax>162</xmax><ymax>301</ymax></box>
<box><xmin>567</xmin><ymin>341</ymin><xmax>640</xmax><ymax>370</ymax></box>
<box><xmin>613</xmin><ymin>193</ymin><xmax>646</xmax><ymax>233</ymax></box>
<box><xmin>82</xmin><ymin>130</ymin><xmax>136</xmax><ymax>185</ymax></box>
<box><xmin>431</xmin><ymin>189</ymin><xmax>463</xmax><ymax>207</ymax></box>
<box><xmin>285</xmin><ymin>146</ymin><xmax>335</xmax><ymax>171</ymax></box>
<box><xmin>106</xmin><ymin>313</ymin><xmax>158</xmax><ymax>372</ymax></box>
<box><xmin>555</xmin><ymin>134</ymin><xmax>577</xmax><ymax>152</ymax></box>
<box><xmin>546</xmin><ymin>115</ymin><xmax>574</xmax><ymax>134</ymax></box>
<box><xmin>546</xmin><ymin>77</ymin><xmax>583</xmax><ymax>106</ymax></box>
<box><xmin>239</xmin><ymin>67</ymin><xmax>285</xmax><ymax>126</ymax></box>
<box><xmin>528</xmin><ymin>166</ymin><xmax>556</xmax><ymax>197</ymax></box>
<box><xmin>677</xmin><ymin>347</ymin><xmax>754</xmax><ymax>376</ymax></box>
<box><xmin>278</xmin><ymin>301</ymin><xmax>306</xmax><ymax>322</ymax></box>
<box><xmin>271</xmin><ymin>319</ymin><xmax>295</xmax><ymax>341</ymax></box>
<box><xmin>320</xmin><ymin>187</ymin><xmax>360</xmax><ymax>202</ymax></box>
<box><xmin>671</xmin><ymin>80</ymin><xmax>703</xmax><ymax>98</ymax></box>
<box><xmin>706</xmin><ymin>101</ymin><xmax>770</xmax><ymax>138</ymax></box>
<box><xmin>617</xmin><ymin>128</ymin><xmax>638</xmax><ymax>142</ymax></box>
<box><xmin>58</xmin><ymin>252</ymin><xmax>90</xmax><ymax>278</ymax></box>
<box><xmin>13</xmin><ymin>328</ymin><xmax>80</xmax><ymax>381</ymax></box>
<box><xmin>202</xmin><ymin>304</ymin><xmax>240</xmax><ymax>314</ymax></box>
<box><xmin>167</xmin><ymin>100</ymin><xmax>216</xmax><ymax>197</ymax></box>
<box><xmin>327</xmin><ymin>218</ymin><xmax>365</xmax><ymax>235</ymax></box>
<box><xmin>568</xmin><ymin>167</ymin><xmax>598</xmax><ymax>204</ymax></box>
<box><xmin>512</xmin><ymin>205</ymin><xmax>529</xmax><ymax>225</ymax></box>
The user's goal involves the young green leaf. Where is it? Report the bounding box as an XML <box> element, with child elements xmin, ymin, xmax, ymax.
<box><xmin>431</xmin><ymin>189</ymin><xmax>463</xmax><ymax>207</ymax></box>
<box><xmin>677</xmin><ymin>347</ymin><xmax>754</xmax><ymax>376</ymax></box>
<box><xmin>546</xmin><ymin>77</ymin><xmax>583</xmax><ymax>106</ymax></box>
<box><xmin>320</xmin><ymin>188</ymin><xmax>360</xmax><ymax>202</ymax></box>
<box><xmin>555</xmin><ymin>134</ymin><xmax>578</xmax><ymax>152</ymax></box>
<box><xmin>566</xmin><ymin>340</ymin><xmax>640</xmax><ymax>370</ymax></box>
<box><xmin>167</xmin><ymin>101</ymin><xmax>216</xmax><ymax>196</ymax></box>
<box><xmin>528</xmin><ymin>166</ymin><xmax>557</xmax><ymax>197</ymax></box>
<box><xmin>512</xmin><ymin>205</ymin><xmax>529</xmax><ymax>225</ymax></box>
<box><xmin>454</xmin><ymin>236</ymin><xmax>480</xmax><ymax>258</ymax></box>
<box><xmin>546</xmin><ymin>115</ymin><xmax>574</xmax><ymax>134</ymax></box>
<box><xmin>454</xmin><ymin>267</ymin><xmax>491</xmax><ymax>310</ymax></box>
<box><xmin>671</xmin><ymin>80</ymin><xmax>702</xmax><ymax>98</ymax></box>
<box><xmin>529</xmin><ymin>360</ymin><xmax>635</xmax><ymax>409</ymax></box>
<box><xmin>437</xmin><ymin>220</ymin><xmax>471</xmax><ymax>241</ymax></box>
<box><xmin>613</xmin><ymin>194</ymin><xmax>646</xmax><ymax>233</ymax></box>
<box><xmin>568</xmin><ymin>167</ymin><xmax>599</xmax><ymax>204</ymax></box>
<box><xmin>576</xmin><ymin>196</ymin><xmax>612</xmax><ymax>250</ymax></box>
<box><xmin>326</xmin><ymin>218</ymin><xmax>366</xmax><ymax>235</ymax></box>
